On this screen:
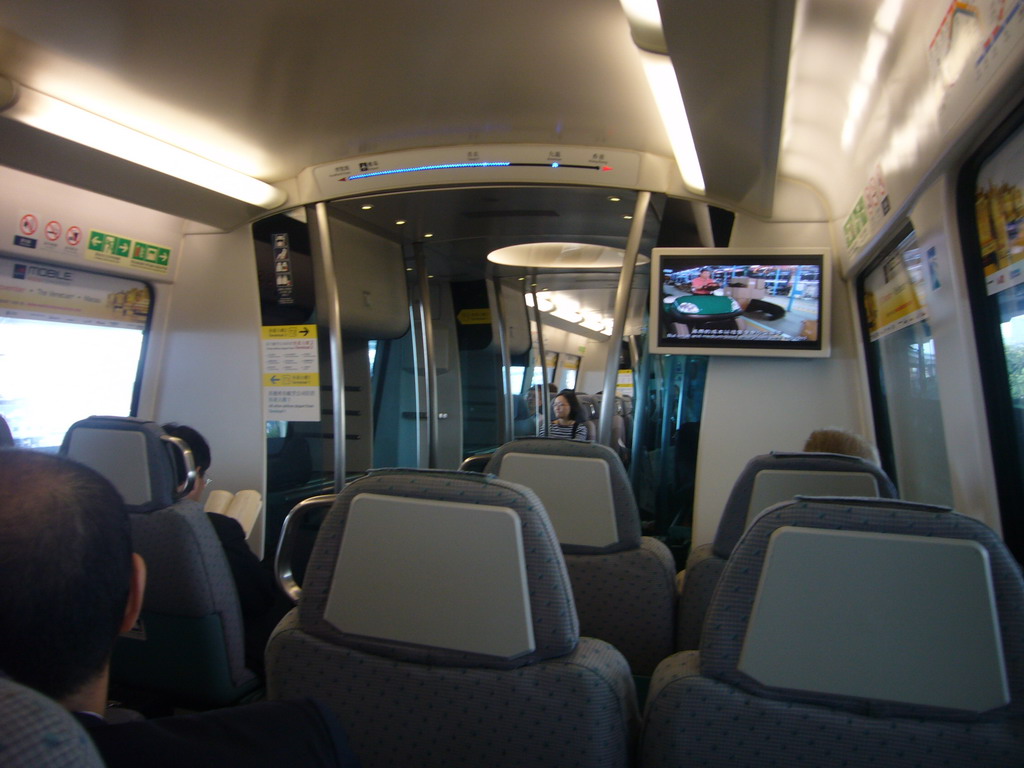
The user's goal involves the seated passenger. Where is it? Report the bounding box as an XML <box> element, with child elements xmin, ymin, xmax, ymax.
<box><xmin>803</xmin><ymin>426</ymin><xmax>880</xmax><ymax>464</ymax></box>
<box><xmin>540</xmin><ymin>389</ymin><xmax>591</xmax><ymax>441</ymax></box>
<box><xmin>161</xmin><ymin>423</ymin><xmax>289</xmax><ymax>673</ymax></box>
<box><xmin>0</xmin><ymin>450</ymin><xmax>359</xmax><ymax>768</ymax></box>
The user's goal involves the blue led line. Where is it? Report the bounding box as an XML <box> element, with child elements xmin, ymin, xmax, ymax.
<box><xmin>348</xmin><ymin>161</ymin><xmax>512</xmax><ymax>180</ymax></box>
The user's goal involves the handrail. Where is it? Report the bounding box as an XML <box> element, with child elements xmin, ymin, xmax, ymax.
<box><xmin>274</xmin><ymin>493</ymin><xmax>337</xmax><ymax>603</ymax></box>
<box><xmin>161</xmin><ymin>434</ymin><xmax>197</xmax><ymax>498</ymax></box>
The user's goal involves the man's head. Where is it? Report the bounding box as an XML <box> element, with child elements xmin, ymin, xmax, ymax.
<box><xmin>0</xmin><ymin>450</ymin><xmax>144</xmax><ymax>706</ymax></box>
<box><xmin>161</xmin><ymin>423</ymin><xmax>211</xmax><ymax>502</ymax></box>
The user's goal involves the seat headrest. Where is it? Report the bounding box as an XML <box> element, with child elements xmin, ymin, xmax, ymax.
<box><xmin>702</xmin><ymin>496</ymin><xmax>1024</xmax><ymax>720</ymax></box>
<box><xmin>713</xmin><ymin>451</ymin><xmax>897</xmax><ymax>558</ymax></box>
<box><xmin>298</xmin><ymin>469</ymin><xmax>579</xmax><ymax>669</ymax></box>
<box><xmin>485</xmin><ymin>437</ymin><xmax>641</xmax><ymax>553</ymax></box>
<box><xmin>59</xmin><ymin>416</ymin><xmax>194</xmax><ymax>513</ymax></box>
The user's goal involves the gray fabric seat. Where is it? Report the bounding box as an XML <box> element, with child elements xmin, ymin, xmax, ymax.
<box><xmin>486</xmin><ymin>438</ymin><xmax>677</xmax><ymax>676</ymax></box>
<box><xmin>60</xmin><ymin>416</ymin><xmax>260</xmax><ymax>708</ymax></box>
<box><xmin>676</xmin><ymin>450</ymin><xmax>897</xmax><ymax>650</ymax></box>
<box><xmin>266</xmin><ymin>468</ymin><xmax>637</xmax><ymax>768</ymax></box>
<box><xmin>0</xmin><ymin>675</ymin><xmax>104</xmax><ymax>767</ymax></box>
<box><xmin>640</xmin><ymin>496</ymin><xmax>1024</xmax><ymax>767</ymax></box>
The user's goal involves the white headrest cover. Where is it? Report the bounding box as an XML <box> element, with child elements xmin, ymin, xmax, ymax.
<box><xmin>497</xmin><ymin>453</ymin><xmax>618</xmax><ymax>548</ymax></box>
<box><xmin>324</xmin><ymin>493</ymin><xmax>535</xmax><ymax>658</ymax></box>
<box><xmin>747</xmin><ymin>470</ymin><xmax>880</xmax><ymax>528</ymax></box>
<box><xmin>738</xmin><ymin>526</ymin><xmax>1009</xmax><ymax>712</ymax></box>
<box><xmin>64</xmin><ymin>428</ymin><xmax>154</xmax><ymax>507</ymax></box>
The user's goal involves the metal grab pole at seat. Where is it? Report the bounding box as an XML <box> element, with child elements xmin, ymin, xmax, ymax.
<box><xmin>529</xmin><ymin>280</ymin><xmax>551</xmax><ymax>431</ymax></box>
<box><xmin>599</xmin><ymin>191</ymin><xmax>650</xmax><ymax>446</ymax></box>
<box><xmin>414</xmin><ymin>242</ymin><xmax>439</xmax><ymax>468</ymax></box>
<box><xmin>308</xmin><ymin>202</ymin><xmax>346</xmax><ymax>484</ymax></box>
<box><xmin>490</xmin><ymin>276</ymin><xmax>514</xmax><ymax>444</ymax></box>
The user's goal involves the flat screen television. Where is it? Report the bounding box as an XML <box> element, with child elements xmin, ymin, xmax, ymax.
<box><xmin>649</xmin><ymin>247</ymin><xmax>831</xmax><ymax>357</ymax></box>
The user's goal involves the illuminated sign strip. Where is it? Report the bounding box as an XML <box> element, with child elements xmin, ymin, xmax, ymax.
<box><xmin>347</xmin><ymin>161</ymin><xmax>612</xmax><ymax>181</ymax></box>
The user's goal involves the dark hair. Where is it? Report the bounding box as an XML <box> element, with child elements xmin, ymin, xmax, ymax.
<box><xmin>162</xmin><ymin>423</ymin><xmax>211</xmax><ymax>474</ymax></box>
<box><xmin>554</xmin><ymin>389</ymin><xmax>584</xmax><ymax>422</ymax></box>
<box><xmin>0</xmin><ymin>450</ymin><xmax>133</xmax><ymax>700</ymax></box>
<box><xmin>0</xmin><ymin>414</ymin><xmax>13</xmax><ymax>448</ymax></box>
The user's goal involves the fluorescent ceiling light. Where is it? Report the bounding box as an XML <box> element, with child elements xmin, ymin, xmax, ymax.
<box><xmin>639</xmin><ymin>50</ymin><xmax>705</xmax><ymax>193</ymax></box>
<box><xmin>619</xmin><ymin>0</ymin><xmax>705</xmax><ymax>194</ymax></box>
<box><xmin>488</xmin><ymin>242</ymin><xmax>649</xmax><ymax>268</ymax></box>
<box><xmin>1</xmin><ymin>80</ymin><xmax>286</xmax><ymax>209</ymax></box>
<box><xmin>619</xmin><ymin>0</ymin><xmax>667</xmax><ymax>53</ymax></box>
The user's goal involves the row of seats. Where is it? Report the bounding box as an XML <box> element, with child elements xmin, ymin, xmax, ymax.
<box><xmin>48</xmin><ymin>417</ymin><xmax>1024</xmax><ymax>765</ymax></box>
<box><xmin>454</xmin><ymin>438</ymin><xmax>899</xmax><ymax>676</ymax></box>
<box><xmin>270</xmin><ymin>467</ymin><xmax>1024</xmax><ymax>766</ymax></box>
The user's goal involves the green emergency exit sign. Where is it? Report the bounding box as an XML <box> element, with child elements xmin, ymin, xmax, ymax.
<box><xmin>132</xmin><ymin>241</ymin><xmax>171</xmax><ymax>266</ymax></box>
<box><xmin>88</xmin><ymin>230</ymin><xmax>132</xmax><ymax>257</ymax></box>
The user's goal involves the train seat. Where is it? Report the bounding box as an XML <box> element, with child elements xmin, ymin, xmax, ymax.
<box><xmin>0</xmin><ymin>673</ymin><xmax>104</xmax><ymax>767</ymax></box>
<box><xmin>574</xmin><ymin>393</ymin><xmax>600</xmax><ymax>442</ymax></box>
<box><xmin>640</xmin><ymin>496</ymin><xmax>1024</xmax><ymax>767</ymax></box>
<box><xmin>511</xmin><ymin>393</ymin><xmax>536</xmax><ymax>436</ymax></box>
<box><xmin>589</xmin><ymin>392</ymin><xmax>629</xmax><ymax>461</ymax></box>
<box><xmin>60</xmin><ymin>416</ymin><xmax>260</xmax><ymax>709</ymax></box>
<box><xmin>485</xmin><ymin>438</ymin><xmax>677</xmax><ymax>677</ymax></box>
<box><xmin>266</xmin><ymin>469</ymin><xmax>638</xmax><ymax>768</ymax></box>
<box><xmin>676</xmin><ymin>450</ymin><xmax>897</xmax><ymax>650</ymax></box>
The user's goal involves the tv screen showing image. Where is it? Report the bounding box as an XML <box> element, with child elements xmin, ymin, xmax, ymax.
<box><xmin>649</xmin><ymin>247</ymin><xmax>831</xmax><ymax>358</ymax></box>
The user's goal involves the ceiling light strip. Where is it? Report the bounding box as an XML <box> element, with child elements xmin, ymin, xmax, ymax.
<box><xmin>1</xmin><ymin>80</ymin><xmax>287</xmax><ymax>209</ymax></box>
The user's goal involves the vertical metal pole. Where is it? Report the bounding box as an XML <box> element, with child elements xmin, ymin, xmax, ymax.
<box><xmin>307</xmin><ymin>202</ymin><xmax>346</xmax><ymax>485</ymax></box>
<box><xmin>490</xmin><ymin>276</ymin><xmax>514</xmax><ymax>444</ymax></box>
<box><xmin>414</xmin><ymin>243</ymin><xmax>439</xmax><ymax>468</ymax></box>
<box><xmin>528</xmin><ymin>280</ymin><xmax>551</xmax><ymax>431</ymax></box>
<box><xmin>599</xmin><ymin>190</ymin><xmax>651</xmax><ymax>446</ymax></box>
<box><xmin>628</xmin><ymin>335</ymin><xmax>652</xmax><ymax>484</ymax></box>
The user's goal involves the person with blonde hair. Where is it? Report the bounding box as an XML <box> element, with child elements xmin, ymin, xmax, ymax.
<box><xmin>803</xmin><ymin>427</ymin><xmax>879</xmax><ymax>464</ymax></box>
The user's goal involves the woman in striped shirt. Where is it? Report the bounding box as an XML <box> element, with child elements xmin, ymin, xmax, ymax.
<box><xmin>542</xmin><ymin>389</ymin><xmax>590</xmax><ymax>442</ymax></box>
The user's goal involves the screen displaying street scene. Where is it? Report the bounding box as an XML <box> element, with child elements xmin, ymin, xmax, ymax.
<box><xmin>650</xmin><ymin>248</ymin><xmax>830</xmax><ymax>357</ymax></box>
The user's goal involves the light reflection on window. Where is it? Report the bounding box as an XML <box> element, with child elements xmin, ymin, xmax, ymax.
<box><xmin>0</xmin><ymin>317</ymin><xmax>144</xmax><ymax>449</ymax></box>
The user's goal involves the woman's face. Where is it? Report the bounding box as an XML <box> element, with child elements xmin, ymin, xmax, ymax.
<box><xmin>553</xmin><ymin>395</ymin><xmax>571</xmax><ymax>419</ymax></box>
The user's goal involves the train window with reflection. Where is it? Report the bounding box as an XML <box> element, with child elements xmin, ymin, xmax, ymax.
<box><xmin>856</xmin><ymin>230</ymin><xmax>954</xmax><ymax>506</ymax></box>
<box><xmin>958</xmin><ymin>108</ymin><xmax>1024</xmax><ymax>558</ymax></box>
<box><xmin>0</xmin><ymin>256</ymin><xmax>150</xmax><ymax>449</ymax></box>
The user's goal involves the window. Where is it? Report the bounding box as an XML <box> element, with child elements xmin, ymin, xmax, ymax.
<box><xmin>857</xmin><ymin>229</ymin><xmax>953</xmax><ymax>506</ymax></box>
<box><xmin>957</xmin><ymin>105</ymin><xmax>1024</xmax><ymax>560</ymax></box>
<box><xmin>0</xmin><ymin>257</ymin><xmax>151</xmax><ymax>449</ymax></box>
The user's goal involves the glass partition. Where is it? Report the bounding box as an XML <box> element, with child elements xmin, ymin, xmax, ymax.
<box><xmin>857</xmin><ymin>229</ymin><xmax>953</xmax><ymax>505</ymax></box>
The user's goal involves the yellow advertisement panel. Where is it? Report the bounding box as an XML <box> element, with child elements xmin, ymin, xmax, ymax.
<box><xmin>0</xmin><ymin>255</ymin><xmax>151</xmax><ymax>328</ymax></box>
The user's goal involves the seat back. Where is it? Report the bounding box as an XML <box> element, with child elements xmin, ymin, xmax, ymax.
<box><xmin>641</xmin><ymin>497</ymin><xmax>1024</xmax><ymax>767</ymax></box>
<box><xmin>0</xmin><ymin>675</ymin><xmax>104</xmax><ymax>767</ymax></box>
<box><xmin>486</xmin><ymin>439</ymin><xmax>677</xmax><ymax>676</ymax></box>
<box><xmin>676</xmin><ymin>450</ymin><xmax>897</xmax><ymax>650</ymax></box>
<box><xmin>590</xmin><ymin>392</ymin><xmax>629</xmax><ymax>460</ymax></box>
<box><xmin>60</xmin><ymin>416</ymin><xmax>259</xmax><ymax>708</ymax></box>
<box><xmin>574</xmin><ymin>393</ymin><xmax>599</xmax><ymax>440</ymax></box>
<box><xmin>266</xmin><ymin>469</ymin><xmax>637</xmax><ymax>768</ymax></box>
<box><xmin>0</xmin><ymin>414</ymin><xmax>14</xmax><ymax>447</ymax></box>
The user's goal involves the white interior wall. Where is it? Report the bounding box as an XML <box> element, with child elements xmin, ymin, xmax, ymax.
<box><xmin>690</xmin><ymin>204</ymin><xmax>865</xmax><ymax>547</ymax></box>
<box><xmin>152</xmin><ymin>226</ymin><xmax>267</xmax><ymax>554</ymax></box>
<box><xmin>578</xmin><ymin>337</ymin><xmax>613</xmax><ymax>394</ymax></box>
